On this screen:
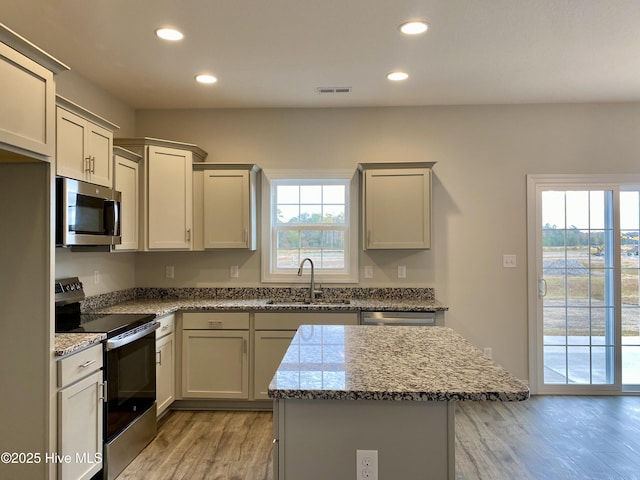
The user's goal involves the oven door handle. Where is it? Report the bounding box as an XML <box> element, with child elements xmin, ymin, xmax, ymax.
<box><xmin>105</xmin><ymin>322</ymin><xmax>160</xmax><ymax>351</ymax></box>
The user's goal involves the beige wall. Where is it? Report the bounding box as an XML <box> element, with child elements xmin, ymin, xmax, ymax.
<box><xmin>134</xmin><ymin>103</ymin><xmax>640</xmax><ymax>380</ymax></box>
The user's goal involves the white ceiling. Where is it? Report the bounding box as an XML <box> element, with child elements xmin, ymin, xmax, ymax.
<box><xmin>3</xmin><ymin>0</ymin><xmax>640</xmax><ymax>109</ymax></box>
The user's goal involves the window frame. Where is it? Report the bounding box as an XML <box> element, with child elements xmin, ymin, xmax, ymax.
<box><xmin>261</xmin><ymin>169</ymin><xmax>359</xmax><ymax>284</ymax></box>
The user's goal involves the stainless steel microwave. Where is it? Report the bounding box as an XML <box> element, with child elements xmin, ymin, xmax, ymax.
<box><xmin>56</xmin><ymin>177</ymin><xmax>122</xmax><ymax>247</ymax></box>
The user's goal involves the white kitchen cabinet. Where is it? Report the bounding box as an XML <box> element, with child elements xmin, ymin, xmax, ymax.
<box><xmin>254</xmin><ymin>331</ymin><xmax>296</xmax><ymax>400</ymax></box>
<box><xmin>113</xmin><ymin>138</ymin><xmax>208</xmax><ymax>251</ymax></box>
<box><xmin>155</xmin><ymin>314</ymin><xmax>175</xmax><ymax>417</ymax></box>
<box><xmin>56</xmin><ymin>96</ymin><xmax>118</xmax><ymax>188</ymax></box>
<box><xmin>0</xmin><ymin>25</ymin><xmax>67</xmax><ymax>160</ymax></box>
<box><xmin>181</xmin><ymin>312</ymin><xmax>250</xmax><ymax>399</ymax></box>
<box><xmin>253</xmin><ymin>312</ymin><xmax>358</xmax><ymax>400</ymax></box>
<box><xmin>57</xmin><ymin>344</ymin><xmax>104</xmax><ymax>480</ymax></box>
<box><xmin>360</xmin><ymin>162</ymin><xmax>435</xmax><ymax>250</ymax></box>
<box><xmin>113</xmin><ymin>146</ymin><xmax>141</xmax><ymax>251</ymax></box>
<box><xmin>193</xmin><ymin>163</ymin><xmax>259</xmax><ymax>250</ymax></box>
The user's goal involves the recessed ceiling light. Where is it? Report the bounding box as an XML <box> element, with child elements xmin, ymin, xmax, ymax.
<box><xmin>155</xmin><ymin>28</ymin><xmax>184</xmax><ymax>41</ymax></box>
<box><xmin>195</xmin><ymin>74</ymin><xmax>218</xmax><ymax>84</ymax></box>
<box><xmin>387</xmin><ymin>71</ymin><xmax>409</xmax><ymax>81</ymax></box>
<box><xmin>399</xmin><ymin>21</ymin><xmax>429</xmax><ymax>35</ymax></box>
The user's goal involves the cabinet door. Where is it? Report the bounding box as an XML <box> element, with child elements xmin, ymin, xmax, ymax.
<box><xmin>254</xmin><ymin>331</ymin><xmax>296</xmax><ymax>400</ymax></box>
<box><xmin>114</xmin><ymin>155</ymin><xmax>139</xmax><ymax>251</ymax></box>
<box><xmin>58</xmin><ymin>370</ymin><xmax>103</xmax><ymax>480</ymax></box>
<box><xmin>364</xmin><ymin>168</ymin><xmax>431</xmax><ymax>249</ymax></box>
<box><xmin>0</xmin><ymin>41</ymin><xmax>55</xmax><ymax>158</ymax></box>
<box><xmin>203</xmin><ymin>170</ymin><xmax>250</xmax><ymax>248</ymax></box>
<box><xmin>86</xmin><ymin>123</ymin><xmax>113</xmax><ymax>187</ymax></box>
<box><xmin>182</xmin><ymin>330</ymin><xmax>249</xmax><ymax>399</ymax></box>
<box><xmin>156</xmin><ymin>333</ymin><xmax>175</xmax><ymax>417</ymax></box>
<box><xmin>56</xmin><ymin>107</ymin><xmax>88</xmax><ymax>181</ymax></box>
<box><xmin>148</xmin><ymin>146</ymin><xmax>193</xmax><ymax>250</ymax></box>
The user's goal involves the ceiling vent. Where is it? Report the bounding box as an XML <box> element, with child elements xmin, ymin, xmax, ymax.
<box><xmin>316</xmin><ymin>87</ymin><xmax>352</xmax><ymax>94</ymax></box>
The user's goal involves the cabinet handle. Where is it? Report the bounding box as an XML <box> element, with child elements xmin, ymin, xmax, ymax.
<box><xmin>91</xmin><ymin>156</ymin><xmax>96</xmax><ymax>174</ymax></box>
<box><xmin>244</xmin><ymin>229</ymin><xmax>248</xmax><ymax>244</ymax></box>
<box><xmin>243</xmin><ymin>338</ymin><xmax>247</xmax><ymax>354</ymax></box>
<box><xmin>161</xmin><ymin>325</ymin><xmax>169</xmax><ymax>331</ymax></box>
<box><xmin>367</xmin><ymin>230</ymin><xmax>371</xmax><ymax>247</ymax></box>
<box><xmin>79</xmin><ymin>359</ymin><xmax>96</xmax><ymax>369</ymax></box>
<box><xmin>207</xmin><ymin>320</ymin><xmax>223</xmax><ymax>329</ymax></box>
<box><xmin>99</xmin><ymin>381</ymin><xmax>107</xmax><ymax>403</ymax></box>
<box><xmin>186</xmin><ymin>228</ymin><xmax>191</xmax><ymax>242</ymax></box>
<box><xmin>156</xmin><ymin>350</ymin><xmax>162</xmax><ymax>366</ymax></box>
<box><xmin>85</xmin><ymin>156</ymin><xmax>92</xmax><ymax>173</ymax></box>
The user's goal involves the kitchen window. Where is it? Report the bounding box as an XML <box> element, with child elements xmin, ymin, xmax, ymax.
<box><xmin>261</xmin><ymin>171</ymin><xmax>358</xmax><ymax>283</ymax></box>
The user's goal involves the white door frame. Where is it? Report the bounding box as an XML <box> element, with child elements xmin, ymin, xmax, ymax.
<box><xmin>527</xmin><ymin>174</ymin><xmax>640</xmax><ymax>395</ymax></box>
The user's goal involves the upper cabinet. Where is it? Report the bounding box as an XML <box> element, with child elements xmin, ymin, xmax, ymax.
<box><xmin>359</xmin><ymin>162</ymin><xmax>435</xmax><ymax>250</ymax></box>
<box><xmin>56</xmin><ymin>96</ymin><xmax>119</xmax><ymax>188</ymax></box>
<box><xmin>0</xmin><ymin>23</ymin><xmax>68</xmax><ymax>160</ymax></box>
<box><xmin>193</xmin><ymin>163</ymin><xmax>260</xmax><ymax>250</ymax></box>
<box><xmin>113</xmin><ymin>147</ymin><xmax>141</xmax><ymax>251</ymax></box>
<box><xmin>114</xmin><ymin>137</ymin><xmax>208</xmax><ymax>251</ymax></box>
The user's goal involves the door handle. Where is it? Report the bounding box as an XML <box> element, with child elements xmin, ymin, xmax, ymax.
<box><xmin>538</xmin><ymin>278</ymin><xmax>547</xmax><ymax>297</ymax></box>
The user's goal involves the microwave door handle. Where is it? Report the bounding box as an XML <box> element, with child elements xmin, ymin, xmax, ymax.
<box><xmin>104</xmin><ymin>201</ymin><xmax>118</xmax><ymax>235</ymax></box>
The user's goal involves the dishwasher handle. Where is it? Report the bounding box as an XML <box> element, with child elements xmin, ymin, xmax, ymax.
<box><xmin>360</xmin><ymin>311</ymin><xmax>436</xmax><ymax>326</ymax></box>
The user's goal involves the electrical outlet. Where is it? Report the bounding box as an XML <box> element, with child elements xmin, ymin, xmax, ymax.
<box><xmin>364</xmin><ymin>266</ymin><xmax>373</xmax><ymax>279</ymax></box>
<box><xmin>94</xmin><ymin>270</ymin><xmax>100</xmax><ymax>284</ymax></box>
<box><xmin>165</xmin><ymin>266</ymin><xmax>175</xmax><ymax>279</ymax></box>
<box><xmin>502</xmin><ymin>254</ymin><xmax>517</xmax><ymax>268</ymax></box>
<box><xmin>397</xmin><ymin>265</ymin><xmax>407</xmax><ymax>279</ymax></box>
<box><xmin>356</xmin><ymin>450</ymin><xmax>378</xmax><ymax>480</ymax></box>
<box><xmin>483</xmin><ymin>347</ymin><xmax>493</xmax><ymax>359</ymax></box>
<box><xmin>230</xmin><ymin>265</ymin><xmax>239</xmax><ymax>278</ymax></box>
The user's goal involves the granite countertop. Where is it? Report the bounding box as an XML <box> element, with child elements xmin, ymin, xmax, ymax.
<box><xmin>54</xmin><ymin>333</ymin><xmax>106</xmax><ymax>357</ymax></box>
<box><xmin>87</xmin><ymin>297</ymin><xmax>447</xmax><ymax>317</ymax></box>
<box><xmin>268</xmin><ymin>325</ymin><xmax>529</xmax><ymax>402</ymax></box>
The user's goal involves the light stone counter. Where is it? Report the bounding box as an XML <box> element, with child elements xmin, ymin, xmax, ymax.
<box><xmin>268</xmin><ymin>325</ymin><xmax>528</xmax><ymax>480</ymax></box>
<box><xmin>87</xmin><ymin>297</ymin><xmax>447</xmax><ymax>317</ymax></box>
<box><xmin>268</xmin><ymin>325</ymin><xmax>529</xmax><ymax>401</ymax></box>
<box><xmin>54</xmin><ymin>333</ymin><xmax>106</xmax><ymax>357</ymax></box>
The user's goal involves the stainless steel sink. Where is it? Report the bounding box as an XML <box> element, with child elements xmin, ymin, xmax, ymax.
<box><xmin>266</xmin><ymin>299</ymin><xmax>351</xmax><ymax>305</ymax></box>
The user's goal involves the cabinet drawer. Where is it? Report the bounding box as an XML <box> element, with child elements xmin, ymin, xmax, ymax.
<box><xmin>182</xmin><ymin>312</ymin><xmax>250</xmax><ymax>330</ymax></box>
<box><xmin>58</xmin><ymin>343</ymin><xmax>103</xmax><ymax>388</ymax></box>
<box><xmin>156</xmin><ymin>313</ymin><xmax>175</xmax><ymax>339</ymax></box>
<box><xmin>255</xmin><ymin>312</ymin><xmax>359</xmax><ymax>330</ymax></box>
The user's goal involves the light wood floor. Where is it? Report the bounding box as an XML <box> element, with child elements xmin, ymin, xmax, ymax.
<box><xmin>119</xmin><ymin>396</ymin><xmax>640</xmax><ymax>480</ymax></box>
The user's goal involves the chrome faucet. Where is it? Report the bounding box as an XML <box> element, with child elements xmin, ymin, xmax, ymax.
<box><xmin>297</xmin><ymin>258</ymin><xmax>320</xmax><ymax>303</ymax></box>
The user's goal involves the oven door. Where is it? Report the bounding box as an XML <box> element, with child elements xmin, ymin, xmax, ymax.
<box><xmin>105</xmin><ymin>330</ymin><xmax>156</xmax><ymax>441</ymax></box>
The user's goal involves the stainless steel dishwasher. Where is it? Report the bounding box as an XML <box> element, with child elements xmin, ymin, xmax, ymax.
<box><xmin>360</xmin><ymin>311</ymin><xmax>436</xmax><ymax>326</ymax></box>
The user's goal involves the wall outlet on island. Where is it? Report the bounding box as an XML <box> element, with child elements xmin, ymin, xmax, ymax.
<box><xmin>356</xmin><ymin>450</ymin><xmax>378</xmax><ymax>480</ymax></box>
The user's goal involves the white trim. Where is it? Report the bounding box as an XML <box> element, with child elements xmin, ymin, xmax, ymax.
<box><xmin>261</xmin><ymin>169</ymin><xmax>359</xmax><ymax>284</ymax></box>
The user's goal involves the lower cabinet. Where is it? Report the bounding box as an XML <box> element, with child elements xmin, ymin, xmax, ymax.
<box><xmin>254</xmin><ymin>331</ymin><xmax>297</xmax><ymax>400</ymax></box>
<box><xmin>57</xmin><ymin>344</ymin><xmax>104</xmax><ymax>480</ymax></box>
<box><xmin>156</xmin><ymin>314</ymin><xmax>175</xmax><ymax>417</ymax></box>
<box><xmin>181</xmin><ymin>312</ymin><xmax>250</xmax><ymax>399</ymax></box>
<box><xmin>253</xmin><ymin>312</ymin><xmax>359</xmax><ymax>400</ymax></box>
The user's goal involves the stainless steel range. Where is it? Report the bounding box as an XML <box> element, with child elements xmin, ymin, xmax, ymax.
<box><xmin>55</xmin><ymin>277</ymin><xmax>159</xmax><ymax>480</ymax></box>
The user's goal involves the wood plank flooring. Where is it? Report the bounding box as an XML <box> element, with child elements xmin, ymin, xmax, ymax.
<box><xmin>119</xmin><ymin>396</ymin><xmax>640</xmax><ymax>480</ymax></box>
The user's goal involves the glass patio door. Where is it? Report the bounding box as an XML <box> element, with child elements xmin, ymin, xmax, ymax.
<box><xmin>540</xmin><ymin>189</ymin><xmax>617</xmax><ymax>389</ymax></box>
<box><xmin>529</xmin><ymin>175</ymin><xmax>640</xmax><ymax>393</ymax></box>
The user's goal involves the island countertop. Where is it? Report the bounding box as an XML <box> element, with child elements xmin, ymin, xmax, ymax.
<box><xmin>268</xmin><ymin>325</ymin><xmax>529</xmax><ymax>402</ymax></box>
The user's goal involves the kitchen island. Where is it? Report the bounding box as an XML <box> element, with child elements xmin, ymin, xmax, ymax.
<box><xmin>268</xmin><ymin>325</ymin><xmax>529</xmax><ymax>480</ymax></box>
